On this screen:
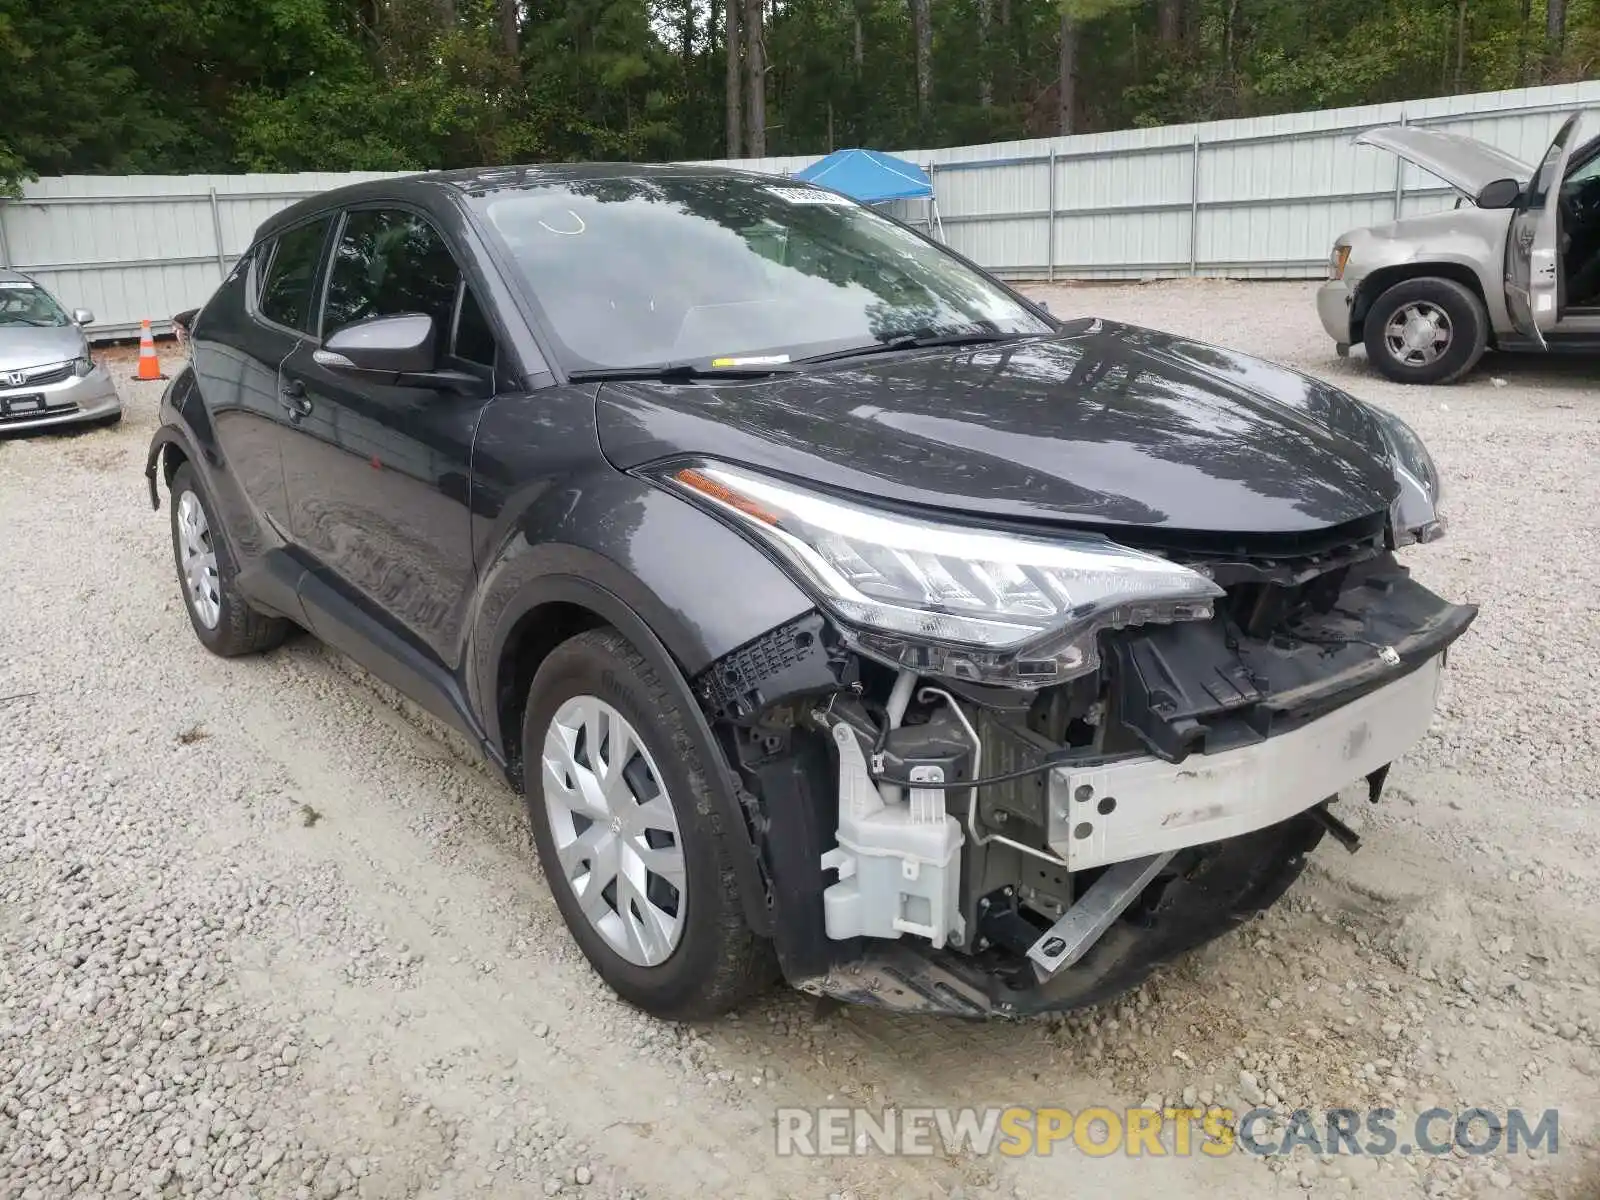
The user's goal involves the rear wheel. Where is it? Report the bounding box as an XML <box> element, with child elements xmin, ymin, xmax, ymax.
<box><xmin>168</xmin><ymin>462</ymin><xmax>290</xmax><ymax>656</ymax></box>
<box><xmin>1363</xmin><ymin>276</ymin><xmax>1488</xmax><ymax>385</ymax></box>
<box><xmin>521</xmin><ymin>628</ymin><xmax>773</xmax><ymax>1019</ymax></box>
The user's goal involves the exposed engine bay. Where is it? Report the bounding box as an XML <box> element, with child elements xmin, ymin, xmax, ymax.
<box><xmin>697</xmin><ymin>520</ymin><xmax>1476</xmax><ymax>1017</ymax></box>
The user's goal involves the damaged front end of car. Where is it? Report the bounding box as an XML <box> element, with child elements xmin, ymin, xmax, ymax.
<box><xmin>663</xmin><ymin>451</ymin><xmax>1474</xmax><ymax>1019</ymax></box>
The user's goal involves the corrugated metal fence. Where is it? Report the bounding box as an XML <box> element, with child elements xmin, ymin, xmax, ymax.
<box><xmin>702</xmin><ymin>80</ymin><xmax>1600</xmax><ymax>281</ymax></box>
<box><xmin>3</xmin><ymin>81</ymin><xmax>1597</xmax><ymax>339</ymax></box>
<box><xmin>0</xmin><ymin>172</ymin><xmax>406</xmax><ymax>339</ymax></box>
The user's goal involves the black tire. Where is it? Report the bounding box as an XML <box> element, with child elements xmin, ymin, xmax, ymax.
<box><xmin>521</xmin><ymin>628</ymin><xmax>774</xmax><ymax>1020</ymax></box>
<box><xmin>167</xmin><ymin>461</ymin><xmax>290</xmax><ymax>657</ymax></box>
<box><xmin>1363</xmin><ymin>276</ymin><xmax>1489</xmax><ymax>385</ymax></box>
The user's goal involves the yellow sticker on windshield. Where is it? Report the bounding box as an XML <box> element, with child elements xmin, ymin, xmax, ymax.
<box><xmin>711</xmin><ymin>354</ymin><xmax>791</xmax><ymax>367</ymax></box>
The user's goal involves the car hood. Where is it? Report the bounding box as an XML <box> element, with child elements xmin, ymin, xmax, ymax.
<box><xmin>596</xmin><ymin>319</ymin><xmax>1400</xmax><ymax>537</ymax></box>
<box><xmin>1354</xmin><ymin>125</ymin><xmax>1531</xmax><ymax>196</ymax></box>
<box><xmin>0</xmin><ymin>324</ymin><xmax>84</xmax><ymax>372</ymax></box>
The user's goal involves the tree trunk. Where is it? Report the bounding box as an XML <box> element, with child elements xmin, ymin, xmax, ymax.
<box><xmin>1157</xmin><ymin>0</ymin><xmax>1182</xmax><ymax>45</ymax></box>
<box><xmin>1546</xmin><ymin>0</ymin><xmax>1567</xmax><ymax>77</ymax></box>
<box><xmin>1516</xmin><ymin>0</ymin><xmax>1533</xmax><ymax>83</ymax></box>
<box><xmin>725</xmin><ymin>0</ymin><xmax>742</xmax><ymax>157</ymax></box>
<box><xmin>498</xmin><ymin>0</ymin><xmax>518</xmax><ymax>64</ymax></box>
<box><xmin>435</xmin><ymin>0</ymin><xmax>454</xmax><ymax>28</ymax></box>
<box><xmin>998</xmin><ymin>0</ymin><xmax>1012</xmax><ymax>106</ymax></box>
<box><xmin>1057</xmin><ymin>12</ymin><xmax>1078</xmax><ymax>136</ymax></box>
<box><xmin>1223</xmin><ymin>0</ymin><xmax>1239</xmax><ymax>84</ymax></box>
<box><xmin>1454</xmin><ymin>0</ymin><xmax>1468</xmax><ymax>90</ymax></box>
<box><xmin>978</xmin><ymin>0</ymin><xmax>993</xmax><ymax>107</ymax></box>
<box><xmin>680</xmin><ymin>0</ymin><xmax>695</xmax><ymax>61</ymax></box>
<box><xmin>743</xmin><ymin>0</ymin><xmax>766</xmax><ymax>157</ymax></box>
<box><xmin>853</xmin><ymin>4</ymin><xmax>864</xmax><ymax>73</ymax></box>
<box><xmin>908</xmin><ymin>0</ymin><xmax>932</xmax><ymax>124</ymax></box>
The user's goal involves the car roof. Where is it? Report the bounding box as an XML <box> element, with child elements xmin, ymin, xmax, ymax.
<box><xmin>0</xmin><ymin>268</ymin><xmax>38</xmax><ymax>286</ymax></box>
<box><xmin>254</xmin><ymin>162</ymin><xmax>781</xmax><ymax>245</ymax></box>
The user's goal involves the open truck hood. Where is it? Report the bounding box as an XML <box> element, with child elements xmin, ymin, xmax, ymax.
<box><xmin>1354</xmin><ymin>125</ymin><xmax>1531</xmax><ymax>197</ymax></box>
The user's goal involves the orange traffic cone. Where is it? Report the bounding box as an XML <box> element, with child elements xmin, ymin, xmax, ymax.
<box><xmin>136</xmin><ymin>319</ymin><xmax>165</xmax><ymax>382</ymax></box>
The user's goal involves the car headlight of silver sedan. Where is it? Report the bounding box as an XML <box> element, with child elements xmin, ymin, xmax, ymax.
<box><xmin>1367</xmin><ymin>404</ymin><xmax>1445</xmax><ymax>545</ymax></box>
<box><xmin>72</xmin><ymin>354</ymin><xmax>93</xmax><ymax>377</ymax></box>
<box><xmin>657</xmin><ymin>461</ymin><xmax>1224</xmax><ymax>687</ymax></box>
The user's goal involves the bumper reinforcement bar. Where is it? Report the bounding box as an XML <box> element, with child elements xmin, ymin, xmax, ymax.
<box><xmin>1026</xmin><ymin>850</ymin><xmax>1174</xmax><ymax>979</ymax></box>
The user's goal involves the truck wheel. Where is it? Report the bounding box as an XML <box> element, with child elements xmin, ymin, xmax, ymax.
<box><xmin>1363</xmin><ymin>277</ymin><xmax>1488</xmax><ymax>385</ymax></box>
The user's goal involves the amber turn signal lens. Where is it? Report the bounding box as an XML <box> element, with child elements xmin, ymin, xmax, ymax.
<box><xmin>673</xmin><ymin>467</ymin><xmax>782</xmax><ymax>526</ymax></box>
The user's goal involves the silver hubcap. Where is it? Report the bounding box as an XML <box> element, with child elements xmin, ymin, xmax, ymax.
<box><xmin>176</xmin><ymin>491</ymin><xmax>221</xmax><ymax>629</ymax></box>
<box><xmin>1384</xmin><ymin>301</ymin><xmax>1453</xmax><ymax>367</ymax></box>
<box><xmin>541</xmin><ymin>696</ymin><xmax>687</xmax><ymax>967</ymax></box>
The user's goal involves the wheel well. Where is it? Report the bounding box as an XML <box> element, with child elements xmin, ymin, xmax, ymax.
<box><xmin>160</xmin><ymin>442</ymin><xmax>190</xmax><ymax>486</ymax></box>
<box><xmin>496</xmin><ymin>601</ymin><xmax>607</xmax><ymax>789</ymax></box>
<box><xmin>1351</xmin><ymin>263</ymin><xmax>1489</xmax><ymax>341</ymax></box>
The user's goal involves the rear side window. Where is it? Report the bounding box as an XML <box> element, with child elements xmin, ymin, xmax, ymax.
<box><xmin>258</xmin><ymin>218</ymin><xmax>332</xmax><ymax>333</ymax></box>
<box><xmin>322</xmin><ymin>210</ymin><xmax>461</xmax><ymax>339</ymax></box>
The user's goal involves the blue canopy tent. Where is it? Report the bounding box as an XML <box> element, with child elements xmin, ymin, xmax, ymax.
<box><xmin>793</xmin><ymin>148</ymin><xmax>944</xmax><ymax>240</ymax></box>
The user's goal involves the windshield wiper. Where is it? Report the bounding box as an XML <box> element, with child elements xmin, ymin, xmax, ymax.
<box><xmin>567</xmin><ymin>361</ymin><xmax>796</xmax><ymax>383</ymax></box>
<box><xmin>800</xmin><ymin>330</ymin><xmax>1029</xmax><ymax>364</ymax></box>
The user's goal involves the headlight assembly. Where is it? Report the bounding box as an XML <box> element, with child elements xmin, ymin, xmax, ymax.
<box><xmin>1366</xmin><ymin>404</ymin><xmax>1445</xmax><ymax>545</ymax></box>
<box><xmin>71</xmin><ymin>354</ymin><xmax>93</xmax><ymax>378</ymax></box>
<box><xmin>1330</xmin><ymin>243</ymin><xmax>1351</xmax><ymax>280</ymax></box>
<box><xmin>656</xmin><ymin>462</ymin><xmax>1223</xmax><ymax>687</ymax></box>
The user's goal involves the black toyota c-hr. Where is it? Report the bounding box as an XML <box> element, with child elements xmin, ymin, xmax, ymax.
<box><xmin>145</xmin><ymin>164</ymin><xmax>1473</xmax><ymax>1021</ymax></box>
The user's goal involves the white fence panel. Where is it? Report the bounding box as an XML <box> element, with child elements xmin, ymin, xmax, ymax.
<box><xmin>3</xmin><ymin>82</ymin><xmax>1598</xmax><ymax>337</ymax></box>
<box><xmin>0</xmin><ymin>172</ymin><xmax>409</xmax><ymax>338</ymax></box>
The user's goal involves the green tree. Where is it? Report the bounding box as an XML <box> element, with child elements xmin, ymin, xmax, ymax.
<box><xmin>2</xmin><ymin>0</ymin><xmax>1596</xmax><ymax>193</ymax></box>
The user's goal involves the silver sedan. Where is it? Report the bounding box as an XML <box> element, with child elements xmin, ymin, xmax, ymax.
<box><xmin>0</xmin><ymin>270</ymin><xmax>121</xmax><ymax>433</ymax></box>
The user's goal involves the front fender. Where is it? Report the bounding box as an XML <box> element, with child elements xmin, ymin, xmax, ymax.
<box><xmin>1344</xmin><ymin>209</ymin><xmax>1512</xmax><ymax>330</ymax></box>
<box><xmin>468</xmin><ymin>475</ymin><xmax>815</xmax><ymax>937</ymax></box>
<box><xmin>468</xmin><ymin>474</ymin><xmax>814</xmax><ymax>733</ymax></box>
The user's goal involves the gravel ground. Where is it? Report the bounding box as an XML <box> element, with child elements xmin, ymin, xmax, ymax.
<box><xmin>2</xmin><ymin>279</ymin><xmax>1598</xmax><ymax>1200</ymax></box>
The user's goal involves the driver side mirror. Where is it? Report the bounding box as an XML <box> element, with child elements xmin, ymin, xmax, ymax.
<box><xmin>316</xmin><ymin>312</ymin><xmax>437</xmax><ymax>373</ymax></box>
<box><xmin>72</xmin><ymin>308</ymin><xmax>94</xmax><ymax>326</ymax></box>
<box><xmin>1475</xmin><ymin>178</ymin><xmax>1523</xmax><ymax>210</ymax></box>
<box><xmin>313</xmin><ymin>312</ymin><xmax>485</xmax><ymax>394</ymax></box>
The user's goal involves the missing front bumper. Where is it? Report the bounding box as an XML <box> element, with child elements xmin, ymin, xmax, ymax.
<box><xmin>794</xmin><ymin>809</ymin><xmax>1328</xmax><ymax>1017</ymax></box>
<box><xmin>1048</xmin><ymin>654</ymin><xmax>1442</xmax><ymax>871</ymax></box>
<box><xmin>708</xmin><ymin>554</ymin><xmax>1474</xmax><ymax>1015</ymax></box>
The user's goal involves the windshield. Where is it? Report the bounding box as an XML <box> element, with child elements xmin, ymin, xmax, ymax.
<box><xmin>472</xmin><ymin>175</ymin><xmax>1050</xmax><ymax>370</ymax></box>
<box><xmin>0</xmin><ymin>281</ymin><xmax>70</xmax><ymax>328</ymax></box>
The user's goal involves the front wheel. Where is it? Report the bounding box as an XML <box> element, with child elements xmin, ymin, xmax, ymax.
<box><xmin>521</xmin><ymin>628</ymin><xmax>774</xmax><ymax>1020</ymax></box>
<box><xmin>1363</xmin><ymin>276</ymin><xmax>1488</xmax><ymax>385</ymax></box>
